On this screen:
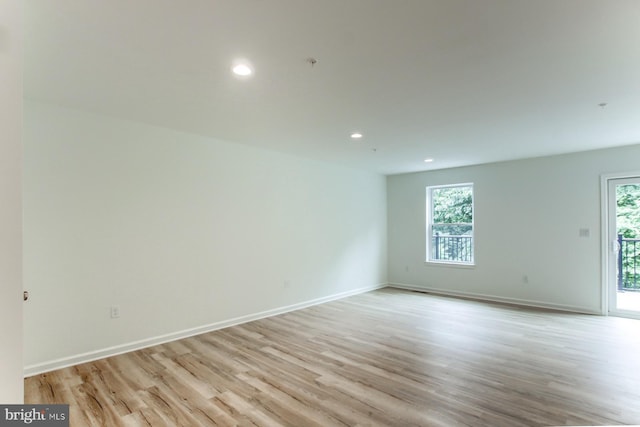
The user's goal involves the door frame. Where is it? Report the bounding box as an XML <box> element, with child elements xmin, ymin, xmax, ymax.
<box><xmin>600</xmin><ymin>171</ymin><xmax>640</xmax><ymax>318</ymax></box>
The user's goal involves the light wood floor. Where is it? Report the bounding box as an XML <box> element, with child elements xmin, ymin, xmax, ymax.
<box><xmin>25</xmin><ymin>288</ymin><xmax>640</xmax><ymax>426</ymax></box>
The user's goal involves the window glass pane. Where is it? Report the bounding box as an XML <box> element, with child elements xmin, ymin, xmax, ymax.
<box><xmin>427</xmin><ymin>184</ymin><xmax>474</xmax><ymax>264</ymax></box>
<box><xmin>432</xmin><ymin>186</ymin><xmax>473</xmax><ymax>224</ymax></box>
<box><xmin>431</xmin><ymin>225</ymin><xmax>473</xmax><ymax>262</ymax></box>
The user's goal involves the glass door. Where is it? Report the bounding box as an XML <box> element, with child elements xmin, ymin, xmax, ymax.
<box><xmin>608</xmin><ymin>177</ymin><xmax>640</xmax><ymax>318</ymax></box>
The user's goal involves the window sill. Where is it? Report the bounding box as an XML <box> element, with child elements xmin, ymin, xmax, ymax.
<box><xmin>424</xmin><ymin>261</ymin><xmax>476</xmax><ymax>269</ymax></box>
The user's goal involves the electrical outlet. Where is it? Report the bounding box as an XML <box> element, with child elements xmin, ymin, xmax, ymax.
<box><xmin>110</xmin><ymin>305</ymin><xmax>120</xmax><ymax>319</ymax></box>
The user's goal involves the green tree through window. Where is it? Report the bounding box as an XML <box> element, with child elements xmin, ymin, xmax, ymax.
<box><xmin>617</xmin><ymin>184</ymin><xmax>640</xmax><ymax>239</ymax></box>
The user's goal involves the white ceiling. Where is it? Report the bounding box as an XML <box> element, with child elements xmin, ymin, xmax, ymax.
<box><xmin>25</xmin><ymin>0</ymin><xmax>640</xmax><ymax>175</ymax></box>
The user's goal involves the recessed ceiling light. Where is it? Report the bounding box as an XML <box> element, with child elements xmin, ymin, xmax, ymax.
<box><xmin>232</xmin><ymin>63</ymin><xmax>253</xmax><ymax>76</ymax></box>
<box><xmin>350</xmin><ymin>133</ymin><xmax>363</xmax><ymax>139</ymax></box>
<box><xmin>424</xmin><ymin>158</ymin><xmax>434</xmax><ymax>163</ymax></box>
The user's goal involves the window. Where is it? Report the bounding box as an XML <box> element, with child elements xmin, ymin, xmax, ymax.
<box><xmin>426</xmin><ymin>183</ymin><xmax>474</xmax><ymax>264</ymax></box>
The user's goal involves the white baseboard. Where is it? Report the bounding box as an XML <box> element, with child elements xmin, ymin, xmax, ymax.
<box><xmin>24</xmin><ymin>283</ymin><xmax>387</xmax><ymax>377</ymax></box>
<box><xmin>388</xmin><ymin>282</ymin><xmax>601</xmax><ymax>315</ymax></box>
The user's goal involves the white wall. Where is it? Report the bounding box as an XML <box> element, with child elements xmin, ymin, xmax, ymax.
<box><xmin>0</xmin><ymin>0</ymin><xmax>23</xmax><ymax>403</ymax></box>
<box><xmin>23</xmin><ymin>101</ymin><xmax>387</xmax><ymax>373</ymax></box>
<box><xmin>388</xmin><ymin>144</ymin><xmax>640</xmax><ymax>314</ymax></box>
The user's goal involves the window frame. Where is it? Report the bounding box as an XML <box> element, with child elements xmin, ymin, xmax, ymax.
<box><xmin>426</xmin><ymin>182</ymin><xmax>475</xmax><ymax>266</ymax></box>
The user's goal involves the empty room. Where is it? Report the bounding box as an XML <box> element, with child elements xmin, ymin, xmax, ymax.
<box><xmin>2</xmin><ymin>0</ymin><xmax>640</xmax><ymax>426</ymax></box>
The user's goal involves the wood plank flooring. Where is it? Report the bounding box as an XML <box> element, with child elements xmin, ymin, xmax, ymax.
<box><xmin>25</xmin><ymin>288</ymin><xmax>640</xmax><ymax>426</ymax></box>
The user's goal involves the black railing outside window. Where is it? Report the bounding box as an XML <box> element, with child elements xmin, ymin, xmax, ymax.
<box><xmin>618</xmin><ymin>234</ymin><xmax>640</xmax><ymax>291</ymax></box>
<box><xmin>433</xmin><ymin>233</ymin><xmax>473</xmax><ymax>263</ymax></box>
